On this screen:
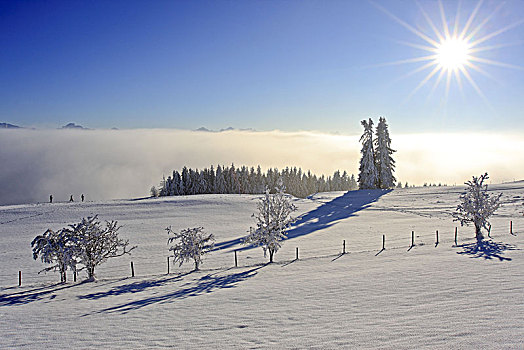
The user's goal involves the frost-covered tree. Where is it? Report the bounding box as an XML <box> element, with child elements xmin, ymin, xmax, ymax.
<box><xmin>375</xmin><ymin>117</ymin><xmax>396</xmax><ymax>189</ymax></box>
<box><xmin>31</xmin><ymin>228</ymin><xmax>76</xmax><ymax>283</ymax></box>
<box><xmin>166</xmin><ymin>226</ymin><xmax>215</xmax><ymax>271</ymax></box>
<box><xmin>150</xmin><ymin>186</ymin><xmax>159</xmax><ymax>197</ymax></box>
<box><xmin>358</xmin><ymin>118</ymin><xmax>378</xmax><ymax>189</ymax></box>
<box><xmin>244</xmin><ymin>178</ymin><xmax>297</xmax><ymax>263</ymax></box>
<box><xmin>215</xmin><ymin>165</ymin><xmax>226</xmax><ymax>194</ymax></box>
<box><xmin>453</xmin><ymin>173</ymin><xmax>502</xmax><ymax>243</ymax></box>
<box><xmin>157</xmin><ymin>164</ymin><xmax>358</xmax><ymax>198</ymax></box>
<box><xmin>67</xmin><ymin>215</ymin><xmax>136</xmax><ymax>280</ymax></box>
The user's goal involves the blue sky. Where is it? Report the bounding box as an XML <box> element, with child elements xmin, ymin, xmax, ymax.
<box><xmin>1</xmin><ymin>0</ymin><xmax>523</xmax><ymax>134</ymax></box>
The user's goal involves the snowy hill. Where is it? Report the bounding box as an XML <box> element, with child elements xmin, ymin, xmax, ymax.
<box><xmin>0</xmin><ymin>184</ymin><xmax>523</xmax><ymax>348</ymax></box>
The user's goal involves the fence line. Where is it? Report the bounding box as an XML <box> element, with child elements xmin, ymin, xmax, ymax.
<box><xmin>9</xmin><ymin>222</ymin><xmax>518</xmax><ymax>288</ymax></box>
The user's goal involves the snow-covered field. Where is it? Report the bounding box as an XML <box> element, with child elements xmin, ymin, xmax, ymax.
<box><xmin>1</xmin><ymin>183</ymin><xmax>523</xmax><ymax>349</ymax></box>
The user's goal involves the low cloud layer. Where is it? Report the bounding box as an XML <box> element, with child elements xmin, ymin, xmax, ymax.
<box><xmin>0</xmin><ymin>128</ymin><xmax>522</xmax><ymax>205</ymax></box>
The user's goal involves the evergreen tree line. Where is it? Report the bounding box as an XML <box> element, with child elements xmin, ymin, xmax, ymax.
<box><xmin>358</xmin><ymin>117</ymin><xmax>396</xmax><ymax>189</ymax></box>
<box><xmin>155</xmin><ymin>165</ymin><xmax>358</xmax><ymax>198</ymax></box>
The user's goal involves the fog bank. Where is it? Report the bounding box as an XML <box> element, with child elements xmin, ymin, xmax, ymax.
<box><xmin>0</xmin><ymin>129</ymin><xmax>522</xmax><ymax>205</ymax></box>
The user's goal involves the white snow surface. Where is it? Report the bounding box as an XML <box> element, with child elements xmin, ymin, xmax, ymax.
<box><xmin>1</xmin><ymin>183</ymin><xmax>523</xmax><ymax>349</ymax></box>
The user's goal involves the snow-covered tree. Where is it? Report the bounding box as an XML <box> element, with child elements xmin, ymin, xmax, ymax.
<box><xmin>67</xmin><ymin>215</ymin><xmax>136</xmax><ymax>281</ymax></box>
<box><xmin>166</xmin><ymin>226</ymin><xmax>215</xmax><ymax>271</ymax></box>
<box><xmin>31</xmin><ymin>228</ymin><xmax>76</xmax><ymax>283</ymax></box>
<box><xmin>375</xmin><ymin>117</ymin><xmax>396</xmax><ymax>189</ymax></box>
<box><xmin>358</xmin><ymin>118</ymin><xmax>378</xmax><ymax>189</ymax></box>
<box><xmin>453</xmin><ymin>173</ymin><xmax>502</xmax><ymax>243</ymax></box>
<box><xmin>150</xmin><ymin>186</ymin><xmax>159</xmax><ymax>197</ymax></box>
<box><xmin>157</xmin><ymin>164</ymin><xmax>359</xmax><ymax>198</ymax></box>
<box><xmin>215</xmin><ymin>165</ymin><xmax>226</xmax><ymax>194</ymax></box>
<box><xmin>244</xmin><ymin>178</ymin><xmax>297</xmax><ymax>263</ymax></box>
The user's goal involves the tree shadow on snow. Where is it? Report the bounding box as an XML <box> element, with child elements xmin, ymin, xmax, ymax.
<box><xmin>0</xmin><ymin>282</ymin><xmax>81</xmax><ymax>306</ymax></box>
<box><xmin>213</xmin><ymin>189</ymin><xmax>391</xmax><ymax>252</ymax></box>
<box><xmin>457</xmin><ymin>240</ymin><xmax>519</xmax><ymax>261</ymax></box>
<box><xmin>87</xmin><ymin>265</ymin><xmax>264</xmax><ymax>315</ymax></box>
<box><xmin>77</xmin><ymin>272</ymin><xmax>193</xmax><ymax>301</ymax></box>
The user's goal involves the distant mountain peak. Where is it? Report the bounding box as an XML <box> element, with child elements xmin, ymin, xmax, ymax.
<box><xmin>61</xmin><ymin>122</ymin><xmax>87</xmax><ymax>130</ymax></box>
<box><xmin>0</xmin><ymin>122</ymin><xmax>21</xmax><ymax>129</ymax></box>
<box><xmin>194</xmin><ymin>126</ymin><xmax>256</xmax><ymax>133</ymax></box>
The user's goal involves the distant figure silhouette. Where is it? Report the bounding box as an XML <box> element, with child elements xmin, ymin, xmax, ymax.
<box><xmin>81</xmin><ymin>194</ymin><xmax>85</xmax><ymax>202</ymax></box>
<box><xmin>69</xmin><ymin>195</ymin><xmax>74</xmax><ymax>202</ymax></box>
<box><xmin>50</xmin><ymin>195</ymin><xmax>53</xmax><ymax>203</ymax></box>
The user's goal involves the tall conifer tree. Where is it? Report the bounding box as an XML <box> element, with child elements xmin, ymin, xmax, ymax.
<box><xmin>358</xmin><ymin>118</ymin><xmax>378</xmax><ymax>189</ymax></box>
<box><xmin>375</xmin><ymin>117</ymin><xmax>396</xmax><ymax>189</ymax></box>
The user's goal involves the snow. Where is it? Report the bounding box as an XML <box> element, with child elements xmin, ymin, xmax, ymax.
<box><xmin>1</xmin><ymin>183</ymin><xmax>523</xmax><ymax>348</ymax></box>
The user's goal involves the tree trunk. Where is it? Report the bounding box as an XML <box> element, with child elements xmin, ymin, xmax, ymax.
<box><xmin>87</xmin><ymin>266</ymin><xmax>95</xmax><ymax>281</ymax></box>
<box><xmin>194</xmin><ymin>260</ymin><xmax>199</xmax><ymax>271</ymax></box>
<box><xmin>59</xmin><ymin>262</ymin><xmax>66</xmax><ymax>283</ymax></box>
<box><xmin>475</xmin><ymin>224</ymin><xmax>484</xmax><ymax>243</ymax></box>
<box><xmin>269</xmin><ymin>249</ymin><xmax>274</xmax><ymax>263</ymax></box>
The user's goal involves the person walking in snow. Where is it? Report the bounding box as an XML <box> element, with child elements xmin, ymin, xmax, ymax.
<box><xmin>81</xmin><ymin>194</ymin><xmax>84</xmax><ymax>202</ymax></box>
<box><xmin>49</xmin><ymin>195</ymin><xmax>53</xmax><ymax>203</ymax></box>
<box><xmin>69</xmin><ymin>195</ymin><xmax>74</xmax><ymax>202</ymax></box>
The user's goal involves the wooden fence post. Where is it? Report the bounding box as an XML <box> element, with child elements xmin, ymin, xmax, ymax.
<box><xmin>436</xmin><ymin>230</ymin><xmax>439</xmax><ymax>246</ymax></box>
<box><xmin>510</xmin><ymin>221</ymin><xmax>513</xmax><ymax>234</ymax></box>
<box><xmin>234</xmin><ymin>250</ymin><xmax>238</xmax><ymax>267</ymax></box>
<box><xmin>167</xmin><ymin>257</ymin><xmax>170</xmax><ymax>274</ymax></box>
<box><xmin>454</xmin><ymin>227</ymin><xmax>458</xmax><ymax>246</ymax></box>
<box><xmin>296</xmin><ymin>247</ymin><xmax>299</xmax><ymax>260</ymax></box>
<box><xmin>411</xmin><ymin>231</ymin><xmax>415</xmax><ymax>247</ymax></box>
<box><xmin>343</xmin><ymin>240</ymin><xmax>346</xmax><ymax>254</ymax></box>
<box><xmin>131</xmin><ymin>261</ymin><xmax>135</xmax><ymax>277</ymax></box>
<box><xmin>18</xmin><ymin>271</ymin><xmax>21</xmax><ymax>287</ymax></box>
<box><xmin>382</xmin><ymin>235</ymin><xmax>385</xmax><ymax>250</ymax></box>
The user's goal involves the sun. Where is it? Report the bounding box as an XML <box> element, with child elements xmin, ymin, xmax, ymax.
<box><xmin>436</xmin><ymin>37</ymin><xmax>470</xmax><ymax>71</ymax></box>
<box><xmin>371</xmin><ymin>0</ymin><xmax>523</xmax><ymax>103</ymax></box>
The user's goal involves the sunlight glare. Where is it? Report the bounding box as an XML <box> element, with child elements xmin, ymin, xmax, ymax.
<box><xmin>436</xmin><ymin>37</ymin><xmax>470</xmax><ymax>70</ymax></box>
<box><xmin>371</xmin><ymin>0</ymin><xmax>523</xmax><ymax>104</ymax></box>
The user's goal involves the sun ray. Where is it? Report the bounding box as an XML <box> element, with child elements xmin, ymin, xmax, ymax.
<box><xmin>460</xmin><ymin>65</ymin><xmax>497</xmax><ymax>113</ymax></box>
<box><xmin>453</xmin><ymin>68</ymin><xmax>465</xmax><ymax>98</ymax></box>
<box><xmin>394</xmin><ymin>40</ymin><xmax>436</xmax><ymax>52</ymax></box>
<box><xmin>369</xmin><ymin>1</ymin><xmax>440</xmax><ymax>47</ymax></box>
<box><xmin>469</xmin><ymin>41</ymin><xmax>524</xmax><ymax>54</ymax></box>
<box><xmin>464</xmin><ymin>2</ymin><xmax>504</xmax><ymax>42</ymax></box>
<box><xmin>416</xmin><ymin>1</ymin><xmax>444</xmax><ymax>42</ymax></box>
<box><xmin>468</xmin><ymin>56</ymin><xmax>523</xmax><ymax>70</ymax></box>
<box><xmin>379</xmin><ymin>61</ymin><xmax>437</xmax><ymax>92</ymax></box>
<box><xmin>459</xmin><ymin>65</ymin><xmax>486</xmax><ymax>100</ymax></box>
<box><xmin>452</xmin><ymin>1</ymin><xmax>461</xmax><ymax>38</ymax></box>
<box><xmin>469</xmin><ymin>19</ymin><xmax>524</xmax><ymax>48</ymax></box>
<box><xmin>460</xmin><ymin>0</ymin><xmax>483</xmax><ymax>40</ymax></box>
<box><xmin>439</xmin><ymin>1</ymin><xmax>451</xmax><ymax>39</ymax></box>
<box><xmin>444</xmin><ymin>69</ymin><xmax>452</xmax><ymax>102</ymax></box>
<box><xmin>365</xmin><ymin>55</ymin><xmax>437</xmax><ymax>68</ymax></box>
<box><xmin>405</xmin><ymin>65</ymin><xmax>441</xmax><ymax>101</ymax></box>
<box><xmin>395</xmin><ymin>61</ymin><xmax>438</xmax><ymax>82</ymax></box>
<box><xmin>465</xmin><ymin>61</ymin><xmax>497</xmax><ymax>82</ymax></box>
<box><xmin>427</xmin><ymin>68</ymin><xmax>446</xmax><ymax>101</ymax></box>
